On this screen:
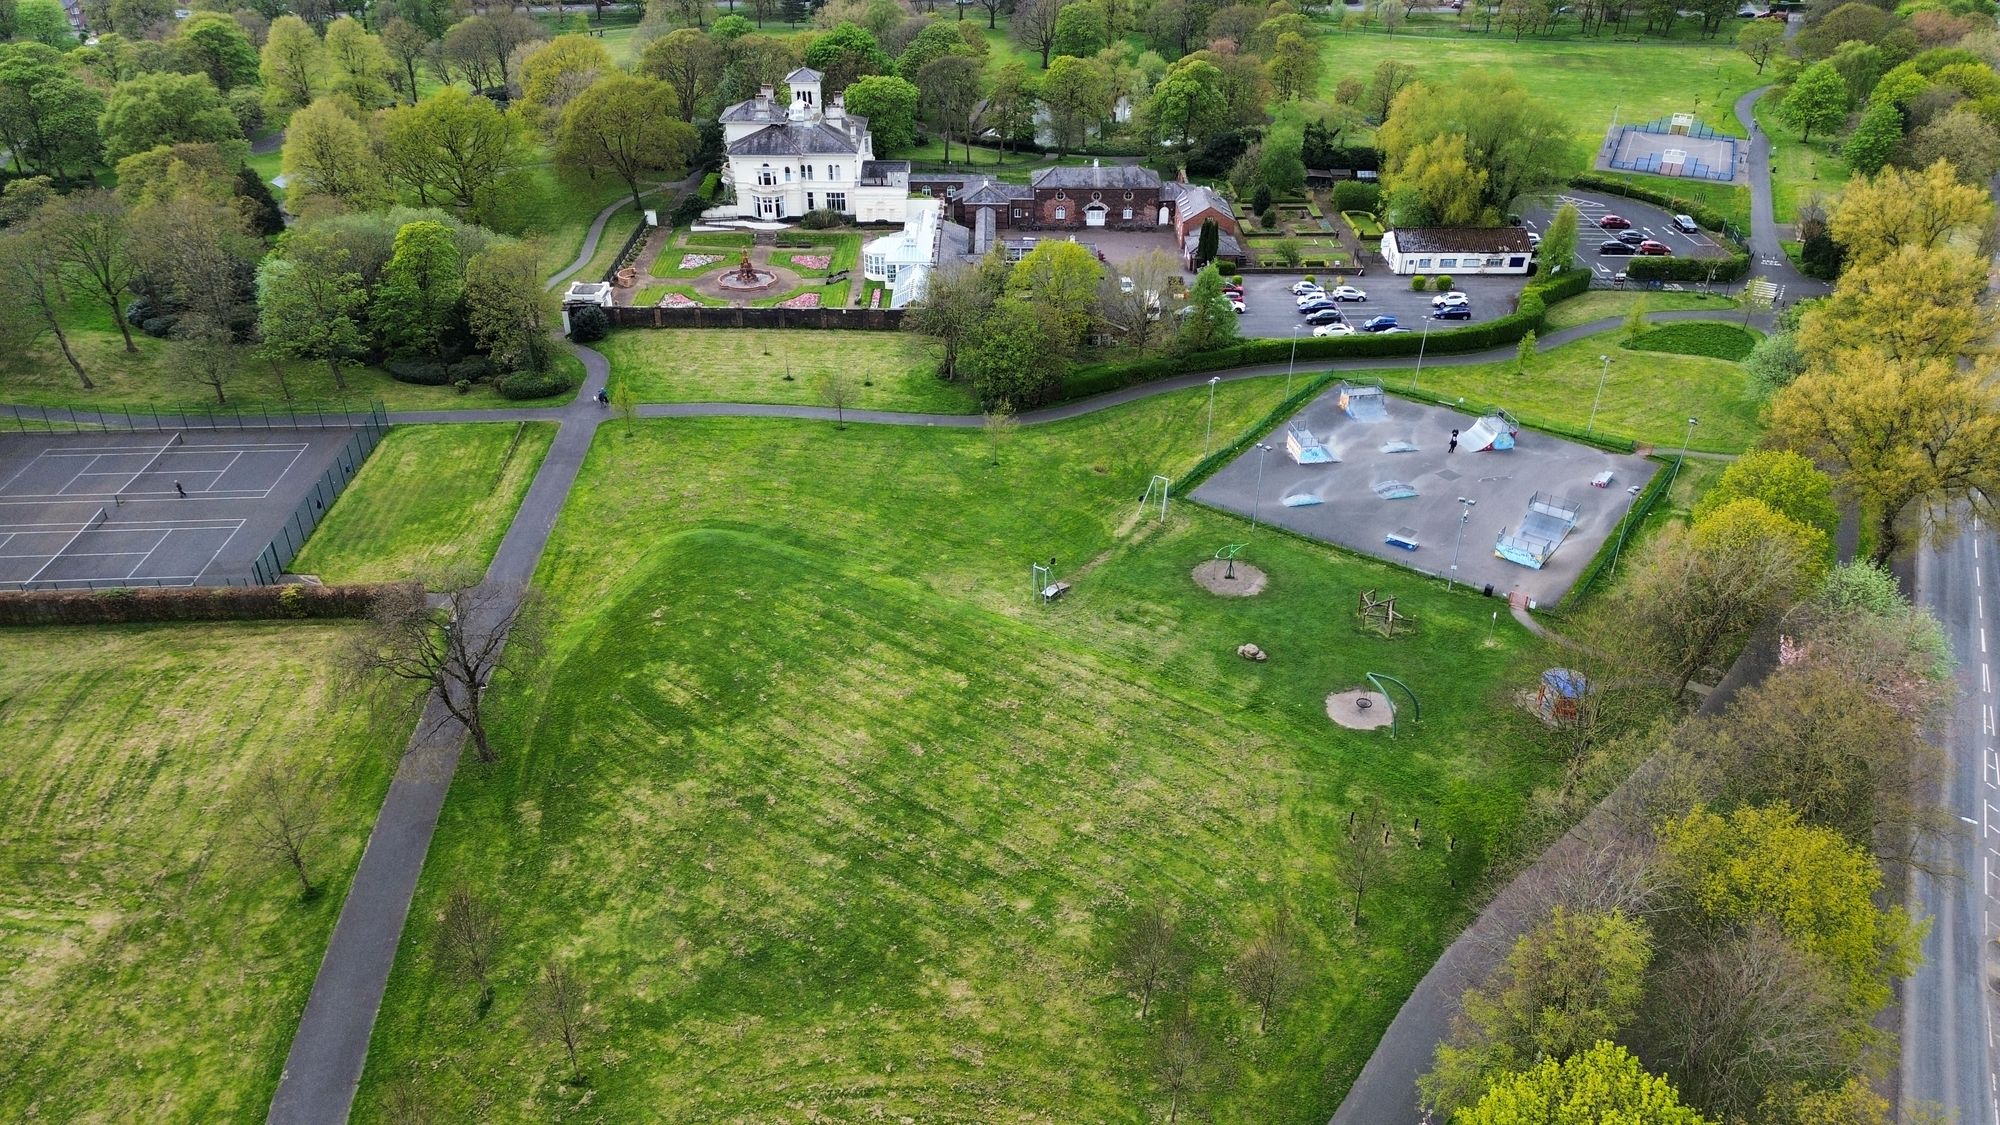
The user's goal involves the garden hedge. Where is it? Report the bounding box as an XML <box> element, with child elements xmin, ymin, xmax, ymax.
<box><xmin>496</xmin><ymin>366</ymin><xmax>580</xmax><ymax>400</ymax></box>
<box><xmin>0</xmin><ymin>581</ymin><xmax>402</xmax><ymax>626</ymax></box>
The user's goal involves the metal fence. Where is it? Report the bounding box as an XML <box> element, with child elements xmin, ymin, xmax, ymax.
<box><xmin>247</xmin><ymin>408</ymin><xmax>388</xmax><ymax>585</ymax></box>
<box><xmin>2</xmin><ymin>402</ymin><xmax>390</xmax><ymax>434</ymax></box>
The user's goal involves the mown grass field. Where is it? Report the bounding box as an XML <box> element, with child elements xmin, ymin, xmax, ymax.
<box><xmin>1315</xmin><ymin>32</ymin><xmax>1761</xmax><ymax>172</ymax></box>
<box><xmin>601</xmin><ymin>327</ymin><xmax>976</xmax><ymax>413</ymax></box>
<box><xmin>1623</xmin><ymin>320</ymin><xmax>1758</xmax><ymax>361</ymax></box>
<box><xmin>1752</xmin><ymin>86</ymin><xmax>1852</xmax><ymax>224</ymax></box>
<box><xmin>289</xmin><ymin>422</ymin><xmax>556</xmax><ymax>584</ymax></box>
<box><xmin>1372</xmin><ymin>328</ymin><xmax>1762</xmax><ymax>452</ymax></box>
<box><xmin>355</xmin><ymin>381</ymin><xmax>1569</xmax><ymax>1121</ymax></box>
<box><xmin>0</xmin><ymin>624</ymin><xmax>410</xmax><ymax>1121</ymax></box>
<box><xmin>1539</xmin><ymin>289</ymin><xmax>1738</xmax><ymax>330</ymax></box>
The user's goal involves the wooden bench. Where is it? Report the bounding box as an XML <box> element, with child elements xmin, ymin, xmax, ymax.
<box><xmin>1040</xmin><ymin>581</ymin><xmax>1071</xmax><ymax>603</ymax></box>
<box><xmin>824</xmin><ymin>269</ymin><xmax>850</xmax><ymax>284</ymax></box>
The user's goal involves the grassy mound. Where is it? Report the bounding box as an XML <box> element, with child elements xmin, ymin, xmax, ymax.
<box><xmin>1621</xmin><ymin>321</ymin><xmax>1758</xmax><ymax>362</ymax></box>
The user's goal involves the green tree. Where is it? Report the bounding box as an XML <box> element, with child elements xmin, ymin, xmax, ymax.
<box><xmin>1693</xmin><ymin>450</ymin><xmax>1838</xmax><ymax>539</ymax></box>
<box><xmin>638</xmin><ymin>27</ymin><xmax>718</xmax><ymax>123</ymax></box>
<box><xmin>1388</xmin><ymin>132</ymin><xmax>1485</xmax><ymax>226</ymax></box>
<box><xmin>904</xmin><ymin>252</ymin><xmax>1005</xmax><ymax>381</ymax></box>
<box><xmin>464</xmin><ymin>241</ymin><xmax>554</xmax><ymax>374</ymax></box>
<box><xmin>380</xmin><ymin>87</ymin><xmax>528</xmax><ymax>222</ymax></box>
<box><xmin>1779</xmin><ymin>62</ymin><xmax>1850</xmax><ymax>145</ymax></box>
<box><xmin>259</xmin><ymin>14</ymin><xmax>323</xmax><ymax>118</ymax></box>
<box><xmin>235</xmin><ymin>166</ymin><xmax>285</xmax><ymax>238</ymax></box>
<box><xmin>173</xmin><ymin>11</ymin><xmax>260</xmax><ymax>90</ymax></box>
<box><xmin>1540</xmin><ymin>202</ymin><xmax>1579</xmax><ymax>273</ymax></box>
<box><xmin>1269</xmin><ymin>31</ymin><xmax>1320</xmax><ymax>100</ymax></box>
<box><xmin>554</xmin><ymin>74</ymin><xmax>699</xmax><ymax>212</ymax></box>
<box><xmin>1177</xmin><ymin>262</ymin><xmax>1238</xmax><ymax>353</ymax></box>
<box><xmin>1516</xmin><ymin>329</ymin><xmax>1535</xmax><ymax>373</ymax></box>
<box><xmin>13</xmin><ymin>0</ymin><xmax>74</xmax><ymax>47</ymax></box>
<box><xmin>1378</xmin><ymin>70</ymin><xmax>1568</xmax><ymax>221</ymax></box>
<box><xmin>842</xmin><ymin>74</ymin><xmax>919</xmax><ymax>153</ymax></box>
<box><xmin>803</xmin><ymin>22</ymin><xmax>888</xmax><ymax>91</ymax></box>
<box><xmin>1825</xmin><ymin>40</ymin><xmax>1885</xmax><ymax>104</ymax></box>
<box><xmin>1622</xmin><ymin>293</ymin><xmax>1648</xmax><ymax>340</ymax></box>
<box><xmin>98</xmin><ymin>72</ymin><xmax>241</xmax><ymax>164</ymax></box>
<box><xmin>1422</xmin><ymin>909</ymin><xmax>1654</xmax><ymax>1118</ymax></box>
<box><xmin>1906</xmin><ymin>108</ymin><xmax>2000</xmax><ymax>186</ymax></box>
<box><xmin>1051</xmin><ymin>0</ymin><xmax>1108</xmax><ymax>58</ymax></box>
<box><xmin>1745</xmin><ymin>331</ymin><xmax>1806</xmax><ymax>395</ymax></box>
<box><xmin>38</xmin><ymin>190</ymin><xmax>141</xmax><ymax>354</ymax></box>
<box><xmin>322</xmin><ymin>15</ymin><xmax>394</xmax><ymax>110</ymax></box>
<box><xmin>257</xmin><ymin>229</ymin><xmax>366</xmax><ymax>392</ymax></box>
<box><xmin>1840</xmin><ymin>97</ymin><xmax>1902</xmax><ymax>177</ymax></box>
<box><xmin>1737</xmin><ymin>18</ymin><xmax>1783</xmax><ymax>74</ymax></box>
<box><xmin>894</xmin><ymin>20</ymin><xmax>965</xmax><ymax>82</ymax></box>
<box><xmin>917</xmin><ymin>54</ymin><xmax>984</xmax><ymax>166</ymax></box>
<box><xmin>1144</xmin><ymin>56</ymin><xmax>1226</xmax><ymax>149</ymax></box>
<box><xmin>1038</xmin><ymin>54</ymin><xmax>1111</xmax><ymax>155</ymax></box>
<box><xmin>380</xmin><ymin>17</ymin><xmax>431</xmax><ymax>105</ymax></box>
<box><xmin>960</xmin><ymin>297</ymin><xmax>1068</xmax><ymax>409</ymax></box>
<box><xmin>1009</xmin><ymin>237</ymin><xmax>1101</xmax><ymax>347</ymax></box>
<box><xmin>0</xmin><ymin>43</ymin><xmax>105</xmax><ymax>186</ymax></box>
<box><xmin>0</xmin><ymin>223</ymin><xmax>92</xmax><ymax>387</ymax></box>
<box><xmin>372</xmin><ymin>220</ymin><xmax>462</xmax><ymax>357</ymax></box>
<box><xmin>281</xmin><ymin>97</ymin><xmax>390</xmax><ymax>214</ymax></box>
<box><xmin>1194</xmin><ymin>217</ymin><xmax>1218</xmax><ymax>266</ymax></box>
<box><xmin>984</xmin><ymin>61</ymin><xmax>1036</xmax><ymax>159</ymax></box>
<box><xmin>1259</xmin><ymin>124</ymin><xmax>1306</xmax><ymax>197</ymax></box>
<box><xmin>1461</xmin><ymin>1041</ymin><xmax>1713</xmax><ymax>1125</ymax></box>
<box><xmin>107</xmin><ymin>0</ymin><xmax>168</xmax><ymax>39</ymax></box>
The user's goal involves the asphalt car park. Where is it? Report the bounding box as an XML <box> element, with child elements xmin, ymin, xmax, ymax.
<box><xmin>1518</xmin><ymin>190</ymin><xmax>1733</xmax><ymax>281</ymax></box>
<box><xmin>1230</xmin><ymin>272</ymin><xmax>1531</xmax><ymax>339</ymax></box>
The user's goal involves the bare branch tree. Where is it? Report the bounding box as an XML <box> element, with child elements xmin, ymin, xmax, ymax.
<box><xmin>1112</xmin><ymin>903</ymin><xmax>1187</xmax><ymax>1019</ymax></box>
<box><xmin>981</xmin><ymin>401</ymin><xmax>1017</xmax><ymax>467</ymax></box>
<box><xmin>238</xmin><ymin>763</ymin><xmax>329</xmax><ymax>898</ymax></box>
<box><xmin>350</xmin><ymin>581</ymin><xmax>539</xmax><ymax>764</ymax></box>
<box><xmin>531</xmin><ymin>958</ymin><xmax>589</xmax><ymax>1081</ymax></box>
<box><xmin>435</xmin><ymin>885</ymin><xmax>502</xmax><ymax>1013</ymax></box>
<box><xmin>1336</xmin><ymin>796</ymin><xmax>1392</xmax><ymax>926</ymax></box>
<box><xmin>815</xmin><ymin>369</ymin><xmax>856</xmax><ymax>428</ymax></box>
<box><xmin>1154</xmin><ymin>1011</ymin><xmax>1213</xmax><ymax>1124</ymax></box>
<box><xmin>1231</xmin><ymin>914</ymin><xmax>1303</xmax><ymax>1033</ymax></box>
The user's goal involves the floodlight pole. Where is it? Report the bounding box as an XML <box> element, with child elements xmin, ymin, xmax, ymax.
<box><xmin>1286</xmin><ymin>326</ymin><xmax>1299</xmax><ymax>401</ymax></box>
<box><xmin>1413</xmin><ymin>313</ymin><xmax>1433</xmax><ymax>394</ymax></box>
<box><xmin>1667</xmin><ymin>416</ymin><xmax>1699</xmax><ymax>495</ymax></box>
<box><xmin>1447</xmin><ymin>496</ymin><xmax>1476</xmax><ymax>593</ymax></box>
<box><xmin>1204</xmin><ymin>375</ymin><xmax>1221</xmax><ymax>454</ymax></box>
<box><xmin>1586</xmin><ymin>354</ymin><xmax>1609</xmax><ymax>436</ymax></box>
<box><xmin>1249</xmin><ymin>443</ymin><xmax>1273</xmax><ymax>532</ymax></box>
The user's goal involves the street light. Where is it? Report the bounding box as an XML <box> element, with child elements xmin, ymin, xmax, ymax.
<box><xmin>1412</xmin><ymin>311</ymin><xmax>1434</xmax><ymax>394</ymax></box>
<box><xmin>1586</xmin><ymin>354</ymin><xmax>1610</xmax><ymax>436</ymax></box>
<box><xmin>1204</xmin><ymin>375</ymin><xmax>1221</xmax><ymax>454</ymax></box>
<box><xmin>1667</xmin><ymin>416</ymin><xmax>1699</xmax><ymax>495</ymax></box>
<box><xmin>1447</xmin><ymin>496</ymin><xmax>1477</xmax><ymax>593</ymax></box>
<box><xmin>1249</xmin><ymin>442</ymin><xmax>1273</xmax><ymax>532</ymax></box>
<box><xmin>1285</xmin><ymin>325</ymin><xmax>1300</xmax><ymax>401</ymax></box>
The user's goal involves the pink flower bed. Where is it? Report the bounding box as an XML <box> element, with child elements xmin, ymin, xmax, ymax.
<box><xmin>679</xmin><ymin>254</ymin><xmax>724</xmax><ymax>270</ymax></box>
<box><xmin>774</xmin><ymin>293</ymin><xmax>821</xmax><ymax>309</ymax></box>
<box><xmin>657</xmin><ymin>293</ymin><xmax>701</xmax><ymax>308</ymax></box>
<box><xmin>789</xmin><ymin>254</ymin><xmax>831</xmax><ymax>270</ymax></box>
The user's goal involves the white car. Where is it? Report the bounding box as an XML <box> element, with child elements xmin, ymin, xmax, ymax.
<box><xmin>1119</xmin><ymin>276</ymin><xmax>1134</xmax><ymax>294</ymax></box>
<box><xmin>1432</xmin><ymin>291</ymin><xmax>1470</xmax><ymax>308</ymax></box>
<box><xmin>1229</xmin><ymin>296</ymin><xmax>1246</xmax><ymax>313</ymax></box>
<box><xmin>1527</xmin><ymin>232</ymin><xmax>1542</xmax><ymax>248</ymax></box>
<box><xmin>1328</xmin><ymin>285</ymin><xmax>1367</xmax><ymax>301</ymax></box>
<box><xmin>1289</xmin><ymin>281</ymin><xmax>1323</xmax><ymax>296</ymax></box>
<box><xmin>1297</xmin><ymin>291</ymin><xmax>1331</xmax><ymax>308</ymax></box>
<box><xmin>1312</xmin><ymin>323</ymin><xmax>1354</xmax><ymax>337</ymax></box>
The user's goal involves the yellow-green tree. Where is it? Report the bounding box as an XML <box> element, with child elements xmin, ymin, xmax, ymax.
<box><xmin>259</xmin><ymin>14</ymin><xmax>322</xmax><ymax>118</ymax></box>
<box><xmin>1385</xmin><ymin>132</ymin><xmax>1486</xmax><ymax>226</ymax></box>
<box><xmin>279</xmin><ymin>97</ymin><xmax>390</xmax><ymax>215</ymax></box>
<box><xmin>1692</xmin><ymin>450</ymin><xmax>1838</xmax><ymax>540</ymax></box>
<box><xmin>513</xmin><ymin>34</ymin><xmax>611</xmax><ymax>138</ymax></box>
<box><xmin>1461</xmin><ymin>1041</ymin><xmax>1712</xmax><ymax>1125</ymax></box>
<box><xmin>1693</xmin><ymin>497</ymin><xmax>1831</xmax><ymax>590</ymax></box>
<box><xmin>1829</xmin><ymin>160</ymin><xmax>1992</xmax><ymax>268</ymax></box>
<box><xmin>1009</xmin><ymin>238</ymin><xmax>1102</xmax><ymax>347</ymax></box>
<box><xmin>1768</xmin><ymin>348</ymin><xmax>2000</xmax><ymax>561</ymax></box>
<box><xmin>1796</xmin><ymin>244</ymin><xmax>1992</xmax><ymax>366</ymax></box>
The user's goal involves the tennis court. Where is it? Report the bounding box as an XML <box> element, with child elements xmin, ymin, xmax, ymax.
<box><xmin>0</xmin><ymin>428</ymin><xmax>371</xmax><ymax>589</ymax></box>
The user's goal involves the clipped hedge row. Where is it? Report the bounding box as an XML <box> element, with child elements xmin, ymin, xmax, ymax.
<box><xmin>1059</xmin><ymin>266</ymin><xmax>1592</xmax><ymax>404</ymax></box>
<box><xmin>1625</xmin><ymin>251</ymin><xmax>1751</xmax><ymax>283</ymax></box>
<box><xmin>385</xmin><ymin>356</ymin><xmax>495</xmax><ymax>387</ymax></box>
<box><xmin>0</xmin><ymin>581</ymin><xmax>402</xmax><ymax>626</ymax></box>
<box><xmin>497</xmin><ymin>366</ymin><xmax>580</xmax><ymax>400</ymax></box>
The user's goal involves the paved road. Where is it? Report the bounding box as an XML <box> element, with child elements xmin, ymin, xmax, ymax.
<box><xmin>1731</xmin><ymin>85</ymin><xmax>1831</xmax><ymax>304</ymax></box>
<box><xmin>1907</xmin><ymin>523</ymin><xmax>2000</xmax><ymax>1125</ymax></box>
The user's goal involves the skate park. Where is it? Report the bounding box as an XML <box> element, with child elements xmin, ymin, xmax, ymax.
<box><xmin>1191</xmin><ymin>382</ymin><xmax>1659</xmax><ymax>605</ymax></box>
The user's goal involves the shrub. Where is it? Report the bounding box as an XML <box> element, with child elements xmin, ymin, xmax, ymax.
<box><xmin>798</xmin><ymin>208</ymin><xmax>844</xmax><ymax>229</ymax></box>
<box><xmin>1257</xmin><ymin>206</ymin><xmax>1277</xmax><ymax>229</ymax></box>
<box><xmin>139</xmin><ymin>315</ymin><xmax>177</xmax><ymax>339</ymax></box>
<box><xmin>1410</xmin><ymin>274</ymin><xmax>1428</xmax><ymax>290</ymax></box>
<box><xmin>1275</xmin><ymin>239</ymin><xmax>1303</xmax><ymax>267</ymax></box>
<box><xmin>1624</xmin><ymin>250</ymin><xmax>1751</xmax><ymax>283</ymax></box>
<box><xmin>495</xmin><ymin>366</ymin><xmax>579</xmax><ymax>400</ymax></box>
<box><xmin>0</xmin><ymin>582</ymin><xmax>396</xmax><ymax>626</ymax></box>
<box><xmin>568</xmin><ymin>303</ymin><xmax>610</xmax><ymax>343</ymax></box>
<box><xmin>1432</xmin><ymin>275</ymin><xmax>1453</xmax><ymax>291</ymax></box>
<box><xmin>698</xmin><ymin>171</ymin><xmax>722</xmax><ymax>201</ymax></box>
<box><xmin>1252</xmin><ymin>184</ymin><xmax>1273</xmax><ymax>215</ymax></box>
<box><xmin>448</xmin><ymin>355</ymin><xmax>494</xmax><ymax>382</ymax></box>
<box><xmin>1332</xmin><ymin>180</ymin><xmax>1381</xmax><ymax>213</ymax></box>
<box><xmin>385</xmin><ymin>358</ymin><xmax>451</xmax><ymax>385</ymax></box>
<box><xmin>1217</xmin><ymin>260</ymin><xmax>1237</xmax><ymax>276</ymax></box>
<box><xmin>669</xmin><ymin>194</ymin><xmax>706</xmax><ymax>227</ymax></box>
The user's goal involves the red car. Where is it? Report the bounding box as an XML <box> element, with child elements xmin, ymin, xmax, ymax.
<box><xmin>1597</xmin><ymin>214</ymin><xmax>1631</xmax><ymax>229</ymax></box>
<box><xmin>1636</xmin><ymin>240</ymin><xmax>1672</xmax><ymax>255</ymax></box>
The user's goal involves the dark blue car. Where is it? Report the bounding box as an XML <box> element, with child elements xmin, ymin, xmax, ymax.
<box><xmin>1431</xmin><ymin>304</ymin><xmax>1472</xmax><ymax>320</ymax></box>
<box><xmin>1360</xmin><ymin>315</ymin><xmax>1400</xmax><ymax>332</ymax></box>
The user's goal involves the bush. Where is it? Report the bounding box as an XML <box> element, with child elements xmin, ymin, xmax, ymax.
<box><xmin>1217</xmin><ymin>260</ymin><xmax>1237</xmax><ymax>276</ymax></box>
<box><xmin>1252</xmin><ymin>184</ymin><xmax>1273</xmax><ymax>215</ymax></box>
<box><xmin>669</xmin><ymin>194</ymin><xmax>706</xmax><ymax>227</ymax></box>
<box><xmin>0</xmin><ymin>582</ymin><xmax>396</xmax><ymax>626</ymax></box>
<box><xmin>1257</xmin><ymin>207</ymin><xmax>1277</xmax><ymax>230</ymax></box>
<box><xmin>385</xmin><ymin>358</ymin><xmax>451</xmax><ymax>386</ymax></box>
<box><xmin>1433</xmin><ymin>275</ymin><xmax>1454</xmax><ymax>291</ymax></box>
<box><xmin>1332</xmin><ymin>180</ymin><xmax>1381</xmax><ymax>213</ymax></box>
<box><xmin>495</xmin><ymin>366</ymin><xmax>579</xmax><ymax>400</ymax></box>
<box><xmin>1410</xmin><ymin>274</ymin><xmax>1428</xmax><ymax>290</ymax></box>
<box><xmin>568</xmin><ymin>303</ymin><xmax>610</xmax><ymax>343</ymax></box>
<box><xmin>798</xmin><ymin>208</ymin><xmax>844</xmax><ymax>229</ymax></box>
<box><xmin>139</xmin><ymin>315</ymin><xmax>177</xmax><ymax>338</ymax></box>
<box><xmin>698</xmin><ymin>171</ymin><xmax>722</xmax><ymax>201</ymax></box>
<box><xmin>1623</xmin><ymin>250</ymin><xmax>1751</xmax><ymax>283</ymax></box>
<box><xmin>449</xmin><ymin>355</ymin><xmax>493</xmax><ymax>383</ymax></box>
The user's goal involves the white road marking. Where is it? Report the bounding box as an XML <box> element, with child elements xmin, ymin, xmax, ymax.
<box><xmin>1984</xmin><ymin>704</ymin><xmax>1995</xmax><ymax>736</ymax></box>
<box><xmin>1981</xmin><ymin>662</ymin><xmax>1989</xmax><ymax>694</ymax></box>
<box><xmin>1981</xmin><ymin>626</ymin><xmax>1987</xmax><ymax>653</ymax></box>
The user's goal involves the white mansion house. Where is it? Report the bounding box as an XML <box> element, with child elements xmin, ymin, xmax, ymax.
<box><xmin>718</xmin><ymin>67</ymin><xmax>912</xmax><ymax>224</ymax></box>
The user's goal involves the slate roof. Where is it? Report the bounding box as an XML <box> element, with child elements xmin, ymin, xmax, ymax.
<box><xmin>860</xmin><ymin>159</ymin><xmax>911</xmax><ymax>183</ymax></box>
<box><xmin>1183</xmin><ymin>230</ymin><xmax>1245</xmax><ymax>258</ymax></box>
<box><xmin>959</xmin><ymin>177</ymin><xmax>1033</xmax><ymax>205</ymax></box>
<box><xmin>1163</xmin><ymin>182</ymin><xmax>1234</xmax><ymax>221</ymax></box>
<box><xmin>726</xmin><ymin>119</ymin><xmax>871</xmax><ymax>157</ymax></box>
<box><xmin>1385</xmin><ymin>227</ymin><xmax>1534</xmax><ymax>254</ymax></box>
<box><xmin>1030</xmin><ymin>164</ymin><xmax>1162</xmax><ymax>190</ymax></box>
<box><xmin>785</xmin><ymin>66</ymin><xmax>824</xmax><ymax>84</ymax></box>
<box><xmin>719</xmin><ymin>95</ymin><xmax>786</xmax><ymax>125</ymax></box>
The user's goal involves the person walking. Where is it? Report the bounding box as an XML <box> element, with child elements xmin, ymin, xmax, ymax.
<box><xmin>1448</xmin><ymin>429</ymin><xmax>1459</xmax><ymax>454</ymax></box>
<box><xmin>174</xmin><ymin>480</ymin><xmax>186</xmax><ymax>497</ymax></box>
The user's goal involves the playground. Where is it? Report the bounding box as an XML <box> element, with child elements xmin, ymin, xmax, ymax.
<box><xmin>1190</xmin><ymin>384</ymin><xmax>1657</xmax><ymax>604</ymax></box>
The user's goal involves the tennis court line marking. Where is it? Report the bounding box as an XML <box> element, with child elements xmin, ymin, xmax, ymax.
<box><xmin>191</xmin><ymin>519</ymin><xmax>246</xmax><ymax>584</ymax></box>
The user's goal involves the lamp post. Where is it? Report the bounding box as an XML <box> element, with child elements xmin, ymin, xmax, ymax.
<box><xmin>1586</xmin><ymin>354</ymin><xmax>1610</xmax><ymax>436</ymax></box>
<box><xmin>1249</xmin><ymin>442</ymin><xmax>1273</xmax><ymax>532</ymax></box>
<box><xmin>1204</xmin><ymin>375</ymin><xmax>1221</xmax><ymax>454</ymax></box>
<box><xmin>1285</xmin><ymin>325</ymin><xmax>1300</xmax><ymax>401</ymax></box>
<box><xmin>1447</xmin><ymin>496</ymin><xmax>1476</xmax><ymax>593</ymax></box>
<box><xmin>1413</xmin><ymin>311</ymin><xmax>1434</xmax><ymax>394</ymax></box>
<box><xmin>1667</xmin><ymin>416</ymin><xmax>1699</xmax><ymax>495</ymax></box>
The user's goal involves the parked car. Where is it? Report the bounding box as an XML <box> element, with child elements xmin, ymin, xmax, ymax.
<box><xmin>1297</xmin><ymin>291</ymin><xmax>1332</xmax><ymax>308</ymax></box>
<box><xmin>1617</xmin><ymin>229</ymin><xmax>1645</xmax><ymax>245</ymax></box>
<box><xmin>1360</xmin><ymin>315</ymin><xmax>1400</xmax><ymax>332</ymax></box>
<box><xmin>1312</xmin><ymin>322</ymin><xmax>1354</xmax><ymax>336</ymax></box>
<box><xmin>1298</xmin><ymin>299</ymin><xmax>1338</xmax><ymax>315</ymax></box>
<box><xmin>1597</xmin><ymin>214</ymin><xmax>1631</xmax><ymax>229</ymax></box>
<box><xmin>1432</xmin><ymin>291</ymin><xmax>1470</xmax><ymax>307</ymax></box>
<box><xmin>1229</xmin><ymin>296</ymin><xmax>1247</xmax><ymax>313</ymax></box>
<box><xmin>1672</xmin><ymin>214</ymin><xmax>1699</xmax><ymax>234</ymax></box>
<box><xmin>1637</xmin><ymin>240</ymin><xmax>1672</xmax><ymax>255</ymax></box>
<box><xmin>1598</xmin><ymin>240</ymin><xmax>1638</xmax><ymax>256</ymax></box>
<box><xmin>1328</xmin><ymin>285</ymin><xmax>1368</xmax><ymax>301</ymax></box>
<box><xmin>1431</xmin><ymin>304</ymin><xmax>1473</xmax><ymax>320</ymax></box>
<box><xmin>1290</xmin><ymin>281</ymin><xmax>1324</xmax><ymax>296</ymax></box>
<box><xmin>1304</xmin><ymin>308</ymin><xmax>1346</xmax><ymax>325</ymax></box>
<box><xmin>1118</xmin><ymin>276</ymin><xmax>1135</xmax><ymax>294</ymax></box>
<box><xmin>1527</xmin><ymin>232</ymin><xmax>1542</xmax><ymax>248</ymax></box>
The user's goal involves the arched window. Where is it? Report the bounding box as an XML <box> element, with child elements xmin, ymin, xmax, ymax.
<box><xmin>757</xmin><ymin>164</ymin><xmax>776</xmax><ymax>187</ymax></box>
<box><xmin>1054</xmin><ymin>206</ymin><xmax>1067</xmax><ymax>220</ymax></box>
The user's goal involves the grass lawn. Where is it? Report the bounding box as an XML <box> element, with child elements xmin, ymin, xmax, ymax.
<box><xmin>289</xmin><ymin>422</ymin><xmax>556</xmax><ymax>584</ymax></box>
<box><xmin>576</xmin><ymin>205</ymin><xmax>648</xmax><ymax>287</ymax></box>
<box><xmin>356</xmin><ymin>379</ymin><xmax>1571</xmax><ymax>1121</ymax></box>
<box><xmin>0</xmin><ymin>295</ymin><xmax>575</xmax><ymax>412</ymax></box>
<box><xmin>1374</xmin><ymin>329</ymin><xmax>1761</xmax><ymax>452</ymax></box>
<box><xmin>1622</xmin><ymin>320</ymin><xmax>1758</xmax><ymax>361</ymax></box>
<box><xmin>1752</xmin><ymin>88</ymin><xmax>1851</xmax><ymax>224</ymax></box>
<box><xmin>602</xmin><ymin>328</ymin><xmax>976</xmax><ymax>413</ymax></box>
<box><xmin>0</xmin><ymin>623</ymin><xmax>411</xmax><ymax>1121</ymax></box>
<box><xmin>488</xmin><ymin>161</ymin><xmax>637</xmax><ymax>271</ymax></box>
<box><xmin>1539</xmin><ymin>288</ymin><xmax>1738</xmax><ymax>331</ymax></box>
<box><xmin>1314</xmin><ymin>33</ymin><xmax>1760</xmax><ymax>172</ymax></box>
<box><xmin>632</xmin><ymin>282</ymin><xmax>728</xmax><ymax>307</ymax></box>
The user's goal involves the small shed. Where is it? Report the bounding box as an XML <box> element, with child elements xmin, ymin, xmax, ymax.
<box><xmin>1535</xmin><ymin>668</ymin><xmax>1590</xmax><ymax>724</ymax></box>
